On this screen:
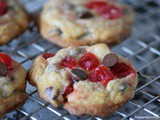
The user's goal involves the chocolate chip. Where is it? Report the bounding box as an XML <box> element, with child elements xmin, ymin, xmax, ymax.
<box><xmin>103</xmin><ymin>53</ymin><xmax>118</xmax><ymax>67</ymax></box>
<box><xmin>119</xmin><ymin>83</ymin><xmax>128</xmax><ymax>92</ymax></box>
<box><xmin>46</xmin><ymin>87</ymin><xmax>60</xmax><ymax>100</ymax></box>
<box><xmin>71</xmin><ymin>69</ymin><xmax>88</xmax><ymax>81</ymax></box>
<box><xmin>50</xmin><ymin>28</ymin><xmax>62</xmax><ymax>36</ymax></box>
<box><xmin>8</xmin><ymin>6</ymin><xmax>14</xmax><ymax>10</ymax></box>
<box><xmin>76</xmin><ymin>48</ymin><xmax>85</xmax><ymax>54</ymax></box>
<box><xmin>63</xmin><ymin>3</ymin><xmax>75</xmax><ymax>10</ymax></box>
<box><xmin>9</xmin><ymin>76</ymin><xmax>14</xmax><ymax>82</ymax></box>
<box><xmin>123</xmin><ymin>8</ymin><xmax>129</xmax><ymax>15</ymax></box>
<box><xmin>78</xmin><ymin>11</ymin><xmax>94</xmax><ymax>19</ymax></box>
<box><xmin>54</xmin><ymin>90</ymin><xmax>60</xmax><ymax>99</ymax></box>
<box><xmin>0</xmin><ymin>62</ymin><xmax>7</xmax><ymax>77</ymax></box>
<box><xmin>46</xmin><ymin>87</ymin><xmax>54</xmax><ymax>99</ymax></box>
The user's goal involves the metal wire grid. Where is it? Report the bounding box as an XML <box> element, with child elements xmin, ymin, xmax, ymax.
<box><xmin>1</xmin><ymin>0</ymin><xmax>160</xmax><ymax>120</ymax></box>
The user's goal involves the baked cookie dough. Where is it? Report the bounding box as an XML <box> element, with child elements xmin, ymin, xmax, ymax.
<box><xmin>0</xmin><ymin>0</ymin><xmax>29</xmax><ymax>45</ymax></box>
<box><xmin>39</xmin><ymin>0</ymin><xmax>135</xmax><ymax>47</ymax></box>
<box><xmin>28</xmin><ymin>44</ymin><xmax>138</xmax><ymax>117</ymax></box>
<box><xmin>0</xmin><ymin>53</ymin><xmax>27</xmax><ymax>117</ymax></box>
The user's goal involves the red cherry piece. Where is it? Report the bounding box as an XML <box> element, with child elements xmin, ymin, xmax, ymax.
<box><xmin>42</xmin><ymin>53</ymin><xmax>55</xmax><ymax>59</ymax></box>
<box><xmin>99</xmin><ymin>5</ymin><xmax>122</xmax><ymax>19</ymax></box>
<box><xmin>0</xmin><ymin>1</ymin><xmax>8</xmax><ymax>16</ymax></box>
<box><xmin>89</xmin><ymin>66</ymin><xmax>114</xmax><ymax>85</ymax></box>
<box><xmin>110</xmin><ymin>62</ymin><xmax>135</xmax><ymax>78</ymax></box>
<box><xmin>85</xmin><ymin>1</ymin><xmax>107</xmax><ymax>11</ymax></box>
<box><xmin>0</xmin><ymin>52</ymin><xmax>12</xmax><ymax>68</ymax></box>
<box><xmin>79</xmin><ymin>52</ymin><xmax>99</xmax><ymax>71</ymax></box>
<box><xmin>62</xmin><ymin>84</ymin><xmax>73</xmax><ymax>97</ymax></box>
<box><xmin>60</xmin><ymin>56</ymin><xmax>76</xmax><ymax>69</ymax></box>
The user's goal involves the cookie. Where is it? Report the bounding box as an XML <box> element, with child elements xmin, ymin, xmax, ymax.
<box><xmin>39</xmin><ymin>0</ymin><xmax>135</xmax><ymax>47</ymax></box>
<box><xmin>0</xmin><ymin>0</ymin><xmax>29</xmax><ymax>45</ymax></box>
<box><xmin>0</xmin><ymin>53</ymin><xmax>27</xmax><ymax>118</ymax></box>
<box><xmin>28</xmin><ymin>44</ymin><xmax>138</xmax><ymax>117</ymax></box>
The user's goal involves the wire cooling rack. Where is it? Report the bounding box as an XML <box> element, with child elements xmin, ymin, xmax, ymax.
<box><xmin>1</xmin><ymin>0</ymin><xmax>160</xmax><ymax>120</ymax></box>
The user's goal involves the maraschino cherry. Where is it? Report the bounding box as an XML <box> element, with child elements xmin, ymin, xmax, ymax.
<box><xmin>0</xmin><ymin>0</ymin><xmax>8</xmax><ymax>16</ymax></box>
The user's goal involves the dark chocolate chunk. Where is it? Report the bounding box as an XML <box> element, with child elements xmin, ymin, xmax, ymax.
<box><xmin>103</xmin><ymin>53</ymin><xmax>118</xmax><ymax>67</ymax></box>
<box><xmin>50</xmin><ymin>28</ymin><xmax>62</xmax><ymax>36</ymax></box>
<box><xmin>71</xmin><ymin>69</ymin><xmax>88</xmax><ymax>81</ymax></box>
<box><xmin>0</xmin><ymin>62</ymin><xmax>7</xmax><ymax>77</ymax></box>
<box><xmin>78</xmin><ymin>11</ymin><xmax>94</xmax><ymax>19</ymax></box>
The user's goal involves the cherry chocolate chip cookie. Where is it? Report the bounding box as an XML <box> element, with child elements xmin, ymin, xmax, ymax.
<box><xmin>28</xmin><ymin>44</ymin><xmax>138</xmax><ymax>117</ymax></box>
<box><xmin>0</xmin><ymin>53</ymin><xmax>27</xmax><ymax>118</ymax></box>
<box><xmin>39</xmin><ymin>0</ymin><xmax>135</xmax><ymax>47</ymax></box>
<box><xmin>0</xmin><ymin>0</ymin><xmax>29</xmax><ymax>45</ymax></box>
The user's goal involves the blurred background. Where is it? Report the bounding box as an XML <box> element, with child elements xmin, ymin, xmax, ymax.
<box><xmin>1</xmin><ymin>0</ymin><xmax>160</xmax><ymax>120</ymax></box>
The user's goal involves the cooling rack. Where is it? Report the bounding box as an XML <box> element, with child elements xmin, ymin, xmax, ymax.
<box><xmin>1</xmin><ymin>0</ymin><xmax>160</xmax><ymax>120</ymax></box>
